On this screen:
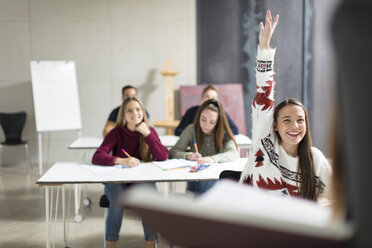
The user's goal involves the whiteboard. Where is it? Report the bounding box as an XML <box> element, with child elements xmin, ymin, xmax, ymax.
<box><xmin>30</xmin><ymin>61</ymin><xmax>82</xmax><ymax>132</ymax></box>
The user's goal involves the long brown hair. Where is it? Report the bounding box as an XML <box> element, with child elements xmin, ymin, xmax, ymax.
<box><xmin>194</xmin><ymin>99</ymin><xmax>237</xmax><ymax>152</ymax></box>
<box><xmin>273</xmin><ymin>98</ymin><xmax>317</xmax><ymax>200</ymax></box>
<box><xmin>116</xmin><ymin>97</ymin><xmax>151</xmax><ymax>162</ymax></box>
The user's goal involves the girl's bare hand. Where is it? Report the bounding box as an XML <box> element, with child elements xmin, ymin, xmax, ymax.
<box><xmin>135</xmin><ymin>122</ymin><xmax>151</xmax><ymax>137</ymax></box>
<box><xmin>114</xmin><ymin>157</ymin><xmax>140</xmax><ymax>167</ymax></box>
<box><xmin>187</xmin><ymin>152</ymin><xmax>202</xmax><ymax>161</ymax></box>
<box><xmin>259</xmin><ymin>10</ymin><xmax>279</xmax><ymax>50</ymax></box>
<box><xmin>197</xmin><ymin>156</ymin><xmax>214</xmax><ymax>165</ymax></box>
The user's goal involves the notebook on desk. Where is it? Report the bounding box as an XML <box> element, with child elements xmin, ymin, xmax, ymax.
<box><xmin>123</xmin><ymin>180</ymin><xmax>353</xmax><ymax>248</ymax></box>
<box><xmin>152</xmin><ymin>159</ymin><xmax>197</xmax><ymax>170</ymax></box>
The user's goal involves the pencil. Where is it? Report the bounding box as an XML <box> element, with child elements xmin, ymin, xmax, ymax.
<box><xmin>122</xmin><ymin>148</ymin><xmax>131</xmax><ymax>158</ymax></box>
<box><xmin>193</xmin><ymin>139</ymin><xmax>199</xmax><ymax>153</ymax></box>
<box><xmin>164</xmin><ymin>166</ymin><xmax>189</xmax><ymax>171</ymax></box>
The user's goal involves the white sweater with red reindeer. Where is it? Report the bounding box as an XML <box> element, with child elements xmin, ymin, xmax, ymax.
<box><xmin>239</xmin><ymin>48</ymin><xmax>332</xmax><ymax>204</ymax></box>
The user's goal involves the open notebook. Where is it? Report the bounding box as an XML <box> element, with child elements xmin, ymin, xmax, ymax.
<box><xmin>152</xmin><ymin>159</ymin><xmax>198</xmax><ymax>170</ymax></box>
<box><xmin>123</xmin><ymin>180</ymin><xmax>353</xmax><ymax>248</ymax></box>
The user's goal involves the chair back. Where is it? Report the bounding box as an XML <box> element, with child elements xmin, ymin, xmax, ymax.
<box><xmin>0</xmin><ymin>112</ymin><xmax>27</xmax><ymax>144</ymax></box>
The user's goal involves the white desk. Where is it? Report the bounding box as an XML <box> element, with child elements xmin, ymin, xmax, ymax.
<box><xmin>234</xmin><ymin>134</ymin><xmax>252</xmax><ymax>157</ymax></box>
<box><xmin>68</xmin><ymin>137</ymin><xmax>103</xmax><ymax>149</ymax></box>
<box><xmin>67</xmin><ymin>135</ymin><xmax>251</xmax><ymax>221</ymax></box>
<box><xmin>37</xmin><ymin>158</ymin><xmax>247</xmax><ymax>248</ymax></box>
<box><xmin>38</xmin><ymin>159</ymin><xmax>246</xmax><ymax>184</ymax></box>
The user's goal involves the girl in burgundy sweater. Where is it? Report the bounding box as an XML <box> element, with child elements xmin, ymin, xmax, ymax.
<box><xmin>92</xmin><ymin>97</ymin><xmax>168</xmax><ymax>248</ymax></box>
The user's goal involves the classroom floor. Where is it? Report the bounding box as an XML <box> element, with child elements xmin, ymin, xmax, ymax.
<box><xmin>0</xmin><ymin>163</ymin><xmax>175</xmax><ymax>248</ymax></box>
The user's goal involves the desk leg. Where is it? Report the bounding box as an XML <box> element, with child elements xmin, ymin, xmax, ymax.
<box><xmin>45</xmin><ymin>186</ymin><xmax>50</xmax><ymax>248</ymax></box>
<box><xmin>74</xmin><ymin>184</ymin><xmax>83</xmax><ymax>222</ymax></box>
<box><xmin>62</xmin><ymin>185</ymin><xmax>69</xmax><ymax>248</ymax></box>
<box><xmin>163</xmin><ymin>182</ymin><xmax>169</xmax><ymax>198</ymax></box>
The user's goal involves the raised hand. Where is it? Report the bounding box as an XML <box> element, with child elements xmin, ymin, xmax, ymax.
<box><xmin>259</xmin><ymin>10</ymin><xmax>279</xmax><ymax>50</ymax></box>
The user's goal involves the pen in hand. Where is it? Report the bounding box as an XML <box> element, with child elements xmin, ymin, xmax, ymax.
<box><xmin>187</xmin><ymin>139</ymin><xmax>202</xmax><ymax>161</ymax></box>
<box><xmin>122</xmin><ymin>148</ymin><xmax>131</xmax><ymax>158</ymax></box>
<box><xmin>115</xmin><ymin>149</ymin><xmax>138</xmax><ymax>167</ymax></box>
<box><xmin>193</xmin><ymin>139</ymin><xmax>199</xmax><ymax>153</ymax></box>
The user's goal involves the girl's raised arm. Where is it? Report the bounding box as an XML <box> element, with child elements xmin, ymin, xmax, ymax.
<box><xmin>250</xmin><ymin>10</ymin><xmax>279</xmax><ymax>144</ymax></box>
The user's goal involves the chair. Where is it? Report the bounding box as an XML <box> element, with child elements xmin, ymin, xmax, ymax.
<box><xmin>0</xmin><ymin>111</ymin><xmax>31</xmax><ymax>175</ymax></box>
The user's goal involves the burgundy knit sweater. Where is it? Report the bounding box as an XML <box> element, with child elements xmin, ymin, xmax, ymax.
<box><xmin>92</xmin><ymin>125</ymin><xmax>169</xmax><ymax>165</ymax></box>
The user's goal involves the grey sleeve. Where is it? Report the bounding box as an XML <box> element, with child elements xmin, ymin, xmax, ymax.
<box><xmin>210</xmin><ymin>138</ymin><xmax>239</xmax><ymax>163</ymax></box>
<box><xmin>169</xmin><ymin>124</ymin><xmax>194</xmax><ymax>159</ymax></box>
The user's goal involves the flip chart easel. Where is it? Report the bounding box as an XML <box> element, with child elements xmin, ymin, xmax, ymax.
<box><xmin>30</xmin><ymin>61</ymin><xmax>82</xmax><ymax>175</ymax></box>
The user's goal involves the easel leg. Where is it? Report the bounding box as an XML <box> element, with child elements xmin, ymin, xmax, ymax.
<box><xmin>38</xmin><ymin>133</ymin><xmax>43</xmax><ymax>175</ymax></box>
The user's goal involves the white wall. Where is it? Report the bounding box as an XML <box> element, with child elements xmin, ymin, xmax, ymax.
<box><xmin>0</xmin><ymin>0</ymin><xmax>196</xmax><ymax>167</ymax></box>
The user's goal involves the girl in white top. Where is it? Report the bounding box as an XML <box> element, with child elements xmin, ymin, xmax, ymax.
<box><xmin>239</xmin><ymin>10</ymin><xmax>332</xmax><ymax>205</ymax></box>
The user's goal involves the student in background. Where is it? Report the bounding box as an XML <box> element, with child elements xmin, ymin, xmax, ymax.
<box><xmin>169</xmin><ymin>99</ymin><xmax>239</xmax><ymax>194</ymax></box>
<box><xmin>92</xmin><ymin>97</ymin><xmax>168</xmax><ymax>248</ymax></box>
<box><xmin>175</xmin><ymin>85</ymin><xmax>239</xmax><ymax>136</ymax></box>
<box><xmin>103</xmin><ymin>85</ymin><xmax>149</xmax><ymax>136</ymax></box>
<box><xmin>238</xmin><ymin>10</ymin><xmax>332</xmax><ymax>205</ymax></box>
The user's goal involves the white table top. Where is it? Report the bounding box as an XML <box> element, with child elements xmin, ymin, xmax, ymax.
<box><xmin>37</xmin><ymin>158</ymin><xmax>247</xmax><ymax>185</ymax></box>
<box><xmin>68</xmin><ymin>135</ymin><xmax>252</xmax><ymax>150</ymax></box>
<box><xmin>159</xmin><ymin>135</ymin><xmax>180</xmax><ymax>147</ymax></box>
<box><xmin>68</xmin><ymin>137</ymin><xmax>103</xmax><ymax>149</ymax></box>
<box><xmin>234</xmin><ymin>134</ymin><xmax>252</xmax><ymax>145</ymax></box>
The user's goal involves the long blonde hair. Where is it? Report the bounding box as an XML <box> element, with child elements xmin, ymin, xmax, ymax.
<box><xmin>116</xmin><ymin>97</ymin><xmax>151</xmax><ymax>162</ymax></box>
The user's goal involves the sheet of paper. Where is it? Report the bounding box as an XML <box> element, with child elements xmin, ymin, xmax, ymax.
<box><xmin>152</xmin><ymin>159</ymin><xmax>197</xmax><ymax>170</ymax></box>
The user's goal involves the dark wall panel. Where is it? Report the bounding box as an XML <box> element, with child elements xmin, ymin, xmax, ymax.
<box><xmin>197</xmin><ymin>0</ymin><xmax>241</xmax><ymax>85</ymax></box>
<box><xmin>197</xmin><ymin>0</ymin><xmax>304</xmax><ymax>138</ymax></box>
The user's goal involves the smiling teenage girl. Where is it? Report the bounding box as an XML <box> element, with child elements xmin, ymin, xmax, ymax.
<box><xmin>239</xmin><ymin>10</ymin><xmax>332</xmax><ymax>204</ymax></box>
<box><xmin>170</xmin><ymin>99</ymin><xmax>239</xmax><ymax>194</ymax></box>
<box><xmin>92</xmin><ymin>97</ymin><xmax>168</xmax><ymax>248</ymax></box>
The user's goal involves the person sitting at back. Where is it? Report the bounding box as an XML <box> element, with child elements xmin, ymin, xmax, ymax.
<box><xmin>103</xmin><ymin>85</ymin><xmax>149</xmax><ymax>136</ymax></box>
<box><xmin>175</xmin><ymin>85</ymin><xmax>239</xmax><ymax>136</ymax></box>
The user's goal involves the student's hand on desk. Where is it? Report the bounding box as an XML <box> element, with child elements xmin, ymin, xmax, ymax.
<box><xmin>186</xmin><ymin>152</ymin><xmax>202</xmax><ymax>161</ymax></box>
<box><xmin>114</xmin><ymin>157</ymin><xmax>140</xmax><ymax>167</ymax></box>
<box><xmin>197</xmin><ymin>156</ymin><xmax>214</xmax><ymax>165</ymax></box>
<box><xmin>136</xmin><ymin>122</ymin><xmax>151</xmax><ymax>137</ymax></box>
